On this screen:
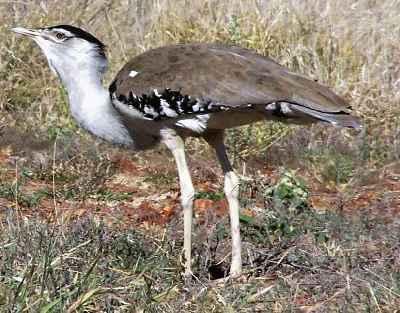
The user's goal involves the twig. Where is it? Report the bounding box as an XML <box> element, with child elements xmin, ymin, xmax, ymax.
<box><xmin>247</xmin><ymin>284</ymin><xmax>275</xmax><ymax>302</ymax></box>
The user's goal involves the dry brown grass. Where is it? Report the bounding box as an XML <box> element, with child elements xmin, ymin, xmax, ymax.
<box><xmin>1</xmin><ymin>0</ymin><xmax>400</xmax><ymax>311</ymax></box>
<box><xmin>1</xmin><ymin>0</ymin><xmax>399</xmax><ymax>163</ymax></box>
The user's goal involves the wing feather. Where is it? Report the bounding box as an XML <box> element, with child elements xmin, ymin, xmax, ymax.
<box><xmin>110</xmin><ymin>43</ymin><xmax>354</xmax><ymax>121</ymax></box>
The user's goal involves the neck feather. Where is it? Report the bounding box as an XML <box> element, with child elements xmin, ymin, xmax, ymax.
<box><xmin>56</xmin><ymin>63</ymin><xmax>133</xmax><ymax>146</ymax></box>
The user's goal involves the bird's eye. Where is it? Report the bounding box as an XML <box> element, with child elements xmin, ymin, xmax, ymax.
<box><xmin>55</xmin><ymin>32</ymin><xmax>66</xmax><ymax>40</ymax></box>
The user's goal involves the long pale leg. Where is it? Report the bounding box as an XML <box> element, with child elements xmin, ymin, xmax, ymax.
<box><xmin>205</xmin><ymin>132</ymin><xmax>242</xmax><ymax>277</ymax></box>
<box><xmin>162</xmin><ymin>131</ymin><xmax>195</xmax><ymax>276</ymax></box>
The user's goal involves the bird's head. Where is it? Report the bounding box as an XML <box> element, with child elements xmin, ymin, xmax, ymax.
<box><xmin>12</xmin><ymin>25</ymin><xmax>107</xmax><ymax>78</ymax></box>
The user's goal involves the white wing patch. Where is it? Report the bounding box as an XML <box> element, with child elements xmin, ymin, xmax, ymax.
<box><xmin>160</xmin><ymin>99</ymin><xmax>178</xmax><ymax>117</ymax></box>
<box><xmin>175</xmin><ymin>114</ymin><xmax>210</xmax><ymax>133</ymax></box>
<box><xmin>154</xmin><ymin>89</ymin><xmax>161</xmax><ymax>97</ymax></box>
<box><xmin>129</xmin><ymin>70</ymin><xmax>139</xmax><ymax>78</ymax></box>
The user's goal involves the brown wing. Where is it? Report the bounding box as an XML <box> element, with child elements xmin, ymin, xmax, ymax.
<box><xmin>110</xmin><ymin>43</ymin><xmax>351</xmax><ymax>114</ymax></box>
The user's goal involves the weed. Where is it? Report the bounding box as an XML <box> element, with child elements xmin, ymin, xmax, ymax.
<box><xmin>0</xmin><ymin>182</ymin><xmax>51</xmax><ymax>208</ymax></box>
<box><xmin>195</xmin><ymin>190</ymin><xmax>225</xmax><ymax>201</ymax></box>
<box><xmin>264</xmin><ymin>170</ymin><xmax>309</xmax><ymax>211</ymax></box>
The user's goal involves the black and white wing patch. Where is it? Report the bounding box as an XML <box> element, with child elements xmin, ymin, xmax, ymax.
<box><xmin>110</xmin><ymin>88</ymin><xmax>231</xmax><ymax>121</ymax></box>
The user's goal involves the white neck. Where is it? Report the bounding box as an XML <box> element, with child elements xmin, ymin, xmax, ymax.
<box><xmin>56</xmin><ymin>63</ymin><xmax>134</xmax><ymax>146</ymax></box>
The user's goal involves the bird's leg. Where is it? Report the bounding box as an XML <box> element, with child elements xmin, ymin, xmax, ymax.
<box><xmin>161</xmin><ymin>130</ymin><xmax>195</xmax><ymax>277</ymax></box>
<box><xmin>223</xmin><ymin>170</ymin><xmax>242</xmax><ymax>277</ymax></box>
<box><xmin>205</xmin><ymin>132</ymin><xmax>242</xmax><ymax>277</ymax></box>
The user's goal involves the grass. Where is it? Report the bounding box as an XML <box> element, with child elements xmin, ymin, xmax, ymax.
<box><xmin>1</xmin><ymin>171</ymin><xmax>400</xmax><ymax>311</ymax></box>
<box><xmin>1</xmin><ymin>0</ymin><xmax>400</xmax><ymax>311</ymax></box>
<box><xmin>2</xmin><ymin>0</ymin><xmax>400</xmax><ymax>166</ymax></box>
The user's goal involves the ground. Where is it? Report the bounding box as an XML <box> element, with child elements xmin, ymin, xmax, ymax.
<box><xmin>1</xmin><ymin>0</ymin><xmax>400</xmax><ymax>311</ymax></box>
<box><xmin>1</xmin><ymin>127</ymin><xmax>400</xmax><ymax>312</ymax></box>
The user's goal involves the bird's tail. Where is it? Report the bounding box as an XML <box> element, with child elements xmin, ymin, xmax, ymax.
<box><xmin>289</xmin><ymin>103</ymin><xmax>362</xmax><ymax>130</ymax></box>
<box><xmin>265</xmin><ymin>102</ymin><xmax>363</xmax><ymax>130</ymax></box>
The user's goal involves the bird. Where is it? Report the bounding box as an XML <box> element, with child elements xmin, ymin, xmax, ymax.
<box><xmin>12</xmin><ymin>25</ymin><xmax>361</xmax><ymax>278</ymax></box>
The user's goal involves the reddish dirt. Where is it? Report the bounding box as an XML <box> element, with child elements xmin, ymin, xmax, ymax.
<box><xmin>1</xmin><ymin>148</ymin><xmax>400</xmax><ymax>228</ymax></box>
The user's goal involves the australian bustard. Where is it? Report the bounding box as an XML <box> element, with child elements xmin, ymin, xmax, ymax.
<box><xmin>12</xmin><ymin>25</ymin><xmax>361</xmax><ymax>278</ymax></box>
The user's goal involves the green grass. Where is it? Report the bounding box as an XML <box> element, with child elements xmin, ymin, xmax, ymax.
<box><xmin>195</xmin><ymin>191</ymin><xmax>225</xmax><ymax>201</ymax></box>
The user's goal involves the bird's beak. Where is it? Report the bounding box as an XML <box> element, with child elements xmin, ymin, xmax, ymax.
<box><xmin>11</xmin><ymin>27</ymin><xmax>42</xmax><ymax>38</ymax></box>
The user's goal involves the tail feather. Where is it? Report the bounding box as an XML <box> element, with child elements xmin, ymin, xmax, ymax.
<box><xmin>288</xmin><ymin>103</ymin><xmax>362</xmax><ymax>130</ymax></box>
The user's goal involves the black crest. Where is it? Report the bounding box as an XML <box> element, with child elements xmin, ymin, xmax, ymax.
<box><xmin>48</xmin><ymin>25</ymin><xmax>105</xmax><ymax>50</ymax></box>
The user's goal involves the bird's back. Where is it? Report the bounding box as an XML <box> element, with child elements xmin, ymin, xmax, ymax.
<box><xmin>111</xmin><ymin>43</ymin><xmax>350</xmax><ymax>114</ymax></box>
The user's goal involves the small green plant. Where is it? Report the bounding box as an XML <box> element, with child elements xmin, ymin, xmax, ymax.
<box><xmin>195</xmin><ymin>191</ymin><xmax>225</xmax><ymax>201</ymax></box>
<box><xmin>264</xmin><ymin>170</ymin><xmax>309</xmax><ymax>211</ymax></box>
<box><xmin>0</xmin><ymin>182</ymin><xmax>51</xmax><ymax>208</ymax></box>
<box><xmin>228</xmin><ymin>15</ymin><xmax>242</xmax><ymax>44</ymax></box>
<box><xmin>240</xmin><ymin>171</ymin><xmax>312</xmax><ymax>243</ymax></box>
<box><xmin>47</xmin><ymin>125</ymin><xmax>73</xmax><ymax>141</ymax></box>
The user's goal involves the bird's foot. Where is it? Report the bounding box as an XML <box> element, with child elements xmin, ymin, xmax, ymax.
<box><xmin>207</xmin><ymin>264</ymin><xmax>245</xmax><ymax>285</ymax></box>
<box><xmin>182</xmin><ymin>269</ymin><xmax>201</xmax><ymax>289</ymax></box>
<box><xmin>184</xmin><ymin>268</ymin><xmax>194</xmax><ymax>278</ymax></box>
<box><xmin>210</xmin><ymin>272</ymin><xmax>247</xmax><ymax>286</ymax></box>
